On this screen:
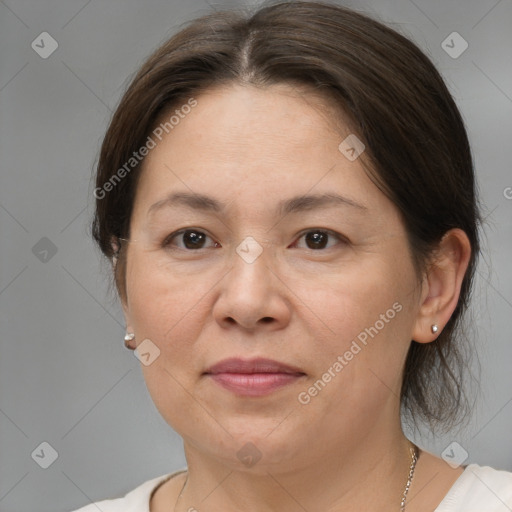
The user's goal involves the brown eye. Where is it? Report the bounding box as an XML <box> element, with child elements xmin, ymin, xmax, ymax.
<box><xmin>181</xmin><ymin>230</ymin><xmax>206</xmax><ymax>249</ymax></box>
<box><xmin>292</xmin><ymin>229</ymin><xmax>346</xmax><ymax>250</ymax></box>
<box><xmin>304</xmin><ymin>231</ymin><xmax>329</xmax><ymax>249</ymax></box>
<box><xmin>163</xmin><ymin>229</ymin><xmax>219</xmax><ymax>250</ymax></box>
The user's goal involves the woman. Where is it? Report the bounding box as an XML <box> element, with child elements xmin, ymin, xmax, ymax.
<box><xmin>75</xmin><ymin>1</ymin><xmax>512</xmax><ymax>511</ymax></box>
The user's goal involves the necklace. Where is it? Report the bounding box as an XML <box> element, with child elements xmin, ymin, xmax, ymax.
<box><xmin>173</xmin><ymin>444</ymin><xmax>420</xmax><ymax>512</ymax></box>
<box><xmin>401</xmin><ymin>443</ymin><xmax>419</xmax><ymax>511</ymax></box>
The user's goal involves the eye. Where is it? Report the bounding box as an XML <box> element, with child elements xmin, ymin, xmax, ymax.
<box><xmin>291</xmin><ymin>229</ymin><xmax>347</xmax><ymax>250</ymax></box>
<box><xmin>162</xmin><ymin>228</ymin><xmax>347</xmax><ymax>252</ymax></box>
<box><xmin>162</xmin><ymin>229</ymin><xmax>220</xmax><ymax>251</ymax></box>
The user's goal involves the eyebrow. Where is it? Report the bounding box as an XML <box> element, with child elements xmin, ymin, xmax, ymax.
<box><xmin>147</xmin><ymin>191</ymin><xmax>368</xmax><ymax>218</ymax></box>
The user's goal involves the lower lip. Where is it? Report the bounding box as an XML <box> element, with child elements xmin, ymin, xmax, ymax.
<box><xmin>207</xmin><ymin>372</ymin><xmax>304</xmax><ymax>396</ymax></box>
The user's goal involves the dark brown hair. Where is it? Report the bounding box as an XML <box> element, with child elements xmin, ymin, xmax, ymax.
<box><xmin>91</xmin><ymin>0</ymin><xmax>480</xmax><ymax>432</ymax></box>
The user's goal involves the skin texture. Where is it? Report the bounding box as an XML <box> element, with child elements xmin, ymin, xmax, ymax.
<box><xmin>119</xmin><ymin>83</ymin><xmax>471</xmax><ymax>512</ymax></box>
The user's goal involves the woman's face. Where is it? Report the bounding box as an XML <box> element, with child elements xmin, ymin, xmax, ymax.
<box><xmin>122</xmin><ymin>83</ymin><xmax>423</xmax><ymax>471</ymax></box>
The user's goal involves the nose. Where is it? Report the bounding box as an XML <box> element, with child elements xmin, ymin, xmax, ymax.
<box><xmin>212</xmin><ymin>241</ymin><xmax>292</xmax><ymax>331</ymax></box>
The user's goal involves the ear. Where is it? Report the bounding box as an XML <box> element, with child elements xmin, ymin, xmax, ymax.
<box><xmin>412</xmin><ymin>228</ymin><xmax>472</xmax><ymax>343</ymax></box>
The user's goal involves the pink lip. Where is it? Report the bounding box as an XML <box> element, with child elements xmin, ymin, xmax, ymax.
<box><xmin>204</xmin><ymin>358</ymin><xmax>306</xmax><ymax>397</ymax></box>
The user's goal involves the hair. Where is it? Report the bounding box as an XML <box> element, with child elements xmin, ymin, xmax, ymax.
<box><xmin>91</xmin><ymin>0</ymin><xmax>480</xmax><ymax>432</ymax></box>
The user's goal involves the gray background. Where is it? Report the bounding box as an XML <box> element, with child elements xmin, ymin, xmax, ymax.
<box><xmin>0</xmin><ymin>0</ymin><xmax>511</xmax><ymax>511</ymax></box>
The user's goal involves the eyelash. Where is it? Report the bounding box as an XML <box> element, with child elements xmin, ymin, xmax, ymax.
<box><xmin>161</xmin><ymin>228</ymin><xmax>348</xmax><ymax>252</ymax></box>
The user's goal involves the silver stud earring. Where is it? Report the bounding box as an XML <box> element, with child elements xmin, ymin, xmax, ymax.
<box><xmin>431</xmin><ymin>324</ymin><xmax>439</xmax><ymax>334</ymax></box>
<box><xmin>124</xmin><ymin>332</ymin><xmax>135</xmax><ymax>350</ymax></box>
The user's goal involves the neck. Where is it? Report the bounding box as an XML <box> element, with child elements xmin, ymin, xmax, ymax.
<box><xmin>175</xmin><ymin>427</ymin><xmax>414</xmax><ymax>512</ymax></box>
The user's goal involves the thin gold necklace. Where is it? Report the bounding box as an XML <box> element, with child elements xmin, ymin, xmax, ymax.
<box><xmin>173</xmin><ymin>444</ymin><xmax>420</xmax><ymax>511</ymax></box>
<box><xmin>401</xmin><ymin>443</ymin><xmax>419</xmax><ymax>511</ymax></box>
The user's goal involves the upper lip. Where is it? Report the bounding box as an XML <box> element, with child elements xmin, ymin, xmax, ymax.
<box><xmin>204</xmin><ymin>357</ymin><xmax>305</xmax><ymax>375</ymax></box>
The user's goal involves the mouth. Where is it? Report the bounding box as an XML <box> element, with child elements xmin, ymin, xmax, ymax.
<box><xmin>203</xmin><ymin>357</ymin><xmax>306</xmax><ymax>397</ymax></box>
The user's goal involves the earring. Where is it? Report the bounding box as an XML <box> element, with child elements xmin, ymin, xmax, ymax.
<box><xmin>111</xmin><ymin>237</ymin><xmax>121</xmax><ymax>266</ymax></box>
<box><xmin>431</xmin><ymin>324</ymin><xmax>439</xmax><ymax>334</ymax></box>
<box><xmin>124</xmin><ymin>332</ymin><xmax>135</xmax><ymax>350</ymax></box>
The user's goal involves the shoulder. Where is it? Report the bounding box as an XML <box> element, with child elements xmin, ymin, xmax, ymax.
<box><xmin>69</xmin><ymin>470</ymin><xmax>185</xmax><ymax>512</ymax></box>
<box><xmin>436</xmin><ymin>463</ymin><xmax>512</xmax><ymax>512</ymax></box>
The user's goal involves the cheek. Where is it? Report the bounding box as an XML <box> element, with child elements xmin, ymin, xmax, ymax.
<box><xmin>305</xmin><ymin>255</ymin><xmax>414</xmax><ymax>346</ymax></box>
<box><xmin>127</xmin><ymin>265</ymin><xmax>213</xmax><ymax>435</ymax></box>
<box><xmin>126</xmin><ymin>250</ymin><xmax>206</xmax><ymax>340</ymax></box>
<box><xmin>298</xmin><ymin>253</ymin><xmax>417</xmax><ymax>407</ymax></box>
<box><xmin>124</xmin><ymin>254</ymin><xmax>209</xmax><ymax>407</ymax></box>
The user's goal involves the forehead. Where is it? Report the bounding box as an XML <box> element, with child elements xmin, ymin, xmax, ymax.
<box><xmin>130</xmin><ymin>83</ymin><xmax>394</xmax><ymax>222</ymax></box>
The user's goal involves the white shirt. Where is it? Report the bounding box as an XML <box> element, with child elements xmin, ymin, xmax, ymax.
<box><xmin>71</xmin><ymin>464</ymin><xmax>512</xmax><ymax>511</ymax></box>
